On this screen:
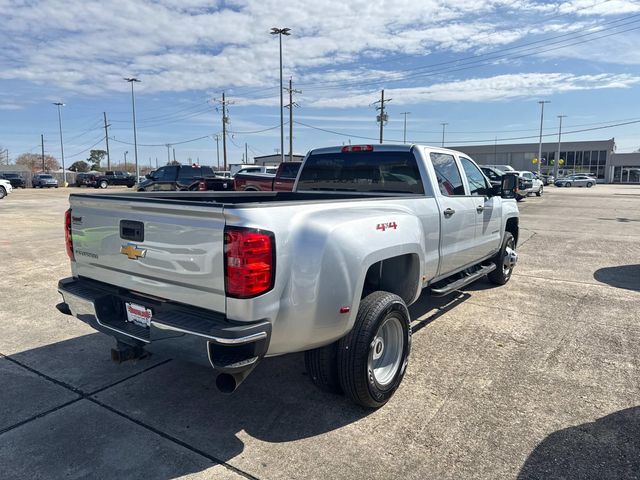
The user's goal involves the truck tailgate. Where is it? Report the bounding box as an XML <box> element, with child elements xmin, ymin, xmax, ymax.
<box><xmin>69</xmin><ymin>195</ymin><xmax>226</xmax><ymax>313</ymax></box>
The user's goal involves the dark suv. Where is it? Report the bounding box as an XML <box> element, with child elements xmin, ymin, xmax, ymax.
<box><xmin>137</xmin><ymin>164</ymin><xmax>231</xmax><ymax>191</ymax></box>
<box><xmin>0</xmin><ymin>173</ymin><xmax>26</xmax><ymax>188</ymax></box>
<box><xmin>75</xmin><ymin>173</ymin><xmax>98</xmax><ymax>187</ymax></box>
<box><xmin>95</xmin><ymin>171</ymin><xmax>136</xmax><ymax>189</ymax></box>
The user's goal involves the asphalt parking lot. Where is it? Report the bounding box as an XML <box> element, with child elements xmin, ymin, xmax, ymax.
<box><xmin>1</xmin><ymin>185</ymin><xmax>639</xmax><ymax>479</ymax></box>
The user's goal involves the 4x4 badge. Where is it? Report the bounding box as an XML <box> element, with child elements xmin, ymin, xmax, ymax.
<box><xmin>120</xmin><ymin>243</ymin><xmax>146</xmax><ymax>260</ymax></box>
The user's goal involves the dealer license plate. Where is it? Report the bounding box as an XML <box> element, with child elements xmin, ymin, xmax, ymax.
<box><xmin>125</xmin><ymin>302</ymin><xmax>152</xmax><ymax>328</ymax></box>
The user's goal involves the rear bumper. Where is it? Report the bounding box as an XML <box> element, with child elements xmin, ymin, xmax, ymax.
<box><xmin>57</xmin><ymin>277</ymin><xmax>271</xmax><ymax>372</ymax></box>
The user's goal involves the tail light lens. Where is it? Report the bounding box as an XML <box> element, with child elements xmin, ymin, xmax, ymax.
<box><xmin>224</xmin><ymin>227</ymin><xmax>275</xmax><ymax>298</ymax></box>
<box><xmin>65</xmin><ymin>208</ymin><xmax>75</xmax><ymax>261</ymax></box>
<box><xmin>198</xmin><ymin>180</ymin><xmax>206</xmax><ymax>191</ymax></box>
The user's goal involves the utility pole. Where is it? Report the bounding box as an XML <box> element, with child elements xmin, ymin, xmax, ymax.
<box><xmin>103</xmin><ymin>112</ymin><xmax>111</xmax><ymax>170</ymax></box>
<box><xmin>537</xmin><ymin>100</ymin><xmax>551</xmax><ymax>175</ymax></box>
<box><xmin>400</xmin><ymin>112</ymin><xmax>411</xmax><ymax>144</ymax></box>
<box><xmin>124</xmin><ymin>151</ymin><xmax>128</xmax><ymax>169</ymax></box>
<box><xmin>53</xmin><ymin>102</ymin><xmax>66</xmax><ymax>185</ymax></box>
<box><xmin>213</xmin><ymin>135</ymin><xmax>220</xmax><ymax>169</ymax></box>
<box><xmin>284</xmin><ymin>77</ymin><xmax>301</xmax><ymax>162</ymax></box>
<box><xmin>124</xmin><ymin>77</ymin><xmax>141</xmax><ymax>179</ymax></box>
<box><xmin>271</xmin><ymin>27</ymin><xmax>291</xmax><ymax>164</ymax></box>
<box><xmin>373</xmin><ymin>89</ymin><xmax>391</xmax><ymax>143</ymax></box>
<box><xmin>245</xmin><ymin>143</ymin><xmax>249</xmax><ymax>165</ymax></box>
<box><xmin>155</xmin><ymin>157</ymin><xmax>158</xmax><ymax>169</ymax></box>
<box><xmin>165</xmin><ymin>144</ymin><xmax>171</xmax><ymax>165</ymax></box>
<box><xmin>41</xmin><ymin>134</ymin><xmax>45</xmax><ymax>172</ymax></box>
<box><xmin>173</xmin><ymin>148</ymin><xmax>176</xmax><ymax>163</ymax></box>
<box><xmin>555</xmin><ymin>115</ymin><xmax>567</xmax><ymax>180</ymax></box>
<box><xmin>214</xmin><ymin>93</ymin><xmax>232</xmax><ymax>171</ymax></box>
<box><xmin>441</xmin><ymin>123</ymin><xmax>448</xmax><ymax>147</ymax></box>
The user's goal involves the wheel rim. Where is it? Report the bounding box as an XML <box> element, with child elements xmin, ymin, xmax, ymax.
<box><xmin>502</xmin><ymin>238</ymin><xmax>517</xmax><ymax>276</ymax></box>
<box><xmin>369</xmin><ymin>314</ymin><xmax>404</xmax><ymax>387</ymax></box>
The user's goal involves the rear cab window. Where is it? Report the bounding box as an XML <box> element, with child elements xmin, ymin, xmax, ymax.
<box><xmin>297</xmin><ymin>150</ymin><xmax>424</xmax><ymax>194</ymax></box>
<box><xmin>278</xmin><ymin>162</ymin><xmax>301</xmax><ymax>179</ymax></box>
<box><xmin>430</xmin><ymin>152</ymin><xmax>465</xmax><ymax>196</ymax></box>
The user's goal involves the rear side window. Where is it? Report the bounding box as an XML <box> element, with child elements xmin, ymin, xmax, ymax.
<box><xmin>178</xmin><ymin>167</ymin><xmax>196</xmax><ymax>180</ymax></box>
<box><xmin>297</xmin><ymin>151</ymin><xmax>424</xmax><ymax>194</ymax></box>
<box><xmin>279</xmin><ymin>162</ymin><xmax>301</xmax><ymax>179</ymax></box>
<box><xmin>430</xmin><ymin>153</ymin><xmax>464</xmax><ymax>196</ymax></box>
<box><xmin>460</xmin><ymin>157</ymin><xmax>489</xmax><ymax>196</ymax></box>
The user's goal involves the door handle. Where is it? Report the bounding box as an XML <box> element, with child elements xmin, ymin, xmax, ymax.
<box><xmin>476</xmin><ymin>205</ymin><xmax>484</xmax><ymax>213</ymax></box>
<box><xmin>443</xmin><ymin>208</ymin><xmax>456</xmax><ymax>217</ymax></box>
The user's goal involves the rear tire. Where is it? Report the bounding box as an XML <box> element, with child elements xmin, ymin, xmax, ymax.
<box><xmin>488</xmin><ymin>232</ymin><xmax>516</xmax><ymax>286</ymax></box>
<box><xmin>536</xmin><ymin>186</ymin><xmax>543</xmax><ymax>196</ymax></box>
<box><xmin>586</xmin><ymin>182</ymin><xmax>593</xmax><ymax>188</ymax></box>
<box><xmin>99</xmin><ymin>180</ymin><xmax>108</xmax><ymax>189</ymax></box>
<box><xmin>0</xmin><ymin>186</ymin><xmax>6</xmax><ymax>199</ymax></box>
<box><xmin>305</xmin><ymin>342</ymin><xmax>342</xmax><ymax>394</ymax></box>
<box><xmin>565</xmin><ymin>182</ymin><xmax>571</xmax><ymax>187</ymax></box>
<box><xmin>338</xmin><ymin>291</ymin><xmax>411</xmax><ymax>409</ymax></box>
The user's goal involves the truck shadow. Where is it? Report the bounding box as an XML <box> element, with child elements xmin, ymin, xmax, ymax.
<box><xmin>518</xmin><ymin>406</ymin><xmax>640</xmax><ymax>480</ymax></box>
<box><xmin>593</xmin><ymin>265</ymin><xmax>640</xmax><ymax>292</ymax></box>
<box><xmin>2</xmin><ymin>292</ymin><xmax>469</xmax><ymax>478</ymax></box>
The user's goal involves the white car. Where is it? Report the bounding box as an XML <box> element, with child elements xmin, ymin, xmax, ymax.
<box><xmin>0</xmin><ymin>178</ymin><xmax>13</xmax><ymax>199</ymax></box>
<box><xmin>513</xmin><ymin>170</ymin><xmax>543</xmax><ymax>196</ymax></box>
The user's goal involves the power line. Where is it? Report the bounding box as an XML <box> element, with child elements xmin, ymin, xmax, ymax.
<box><xmin>66</xmin><ymin>135</ymin><xmax>107</xmax><ymax>160</ymax></box>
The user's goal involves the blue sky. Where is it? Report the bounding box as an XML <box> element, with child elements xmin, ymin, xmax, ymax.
<box><xmin>1</xmin><ymin>0</ymin><xmax>640</xmax><ymax>169</ymax></box>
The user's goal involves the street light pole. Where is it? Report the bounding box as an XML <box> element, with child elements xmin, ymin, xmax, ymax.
<box><xmin>124</xmin><ymin>151</ymin><xmax>128</xmax><ymax>169</ymax></box>
<box><xmin>124</xmin><ymin>77</ymin><xmax>141</xmax><ymax>179</ymax></box>
<box><xmin>555</xmin><ymin>115</ymin><xmax>567</xmax><ymax>180</ymax></box>
<box><xmin>441</xmin><ymin>123</ymin><xmax>448</xmax><ymax>147</ymax></box>
<box><xmin>537</xmin><ymin>100</ymin><xmax>551</xmax><ymax>175</ymax></box>
<box><xmin>53</xmin><ymin>102</ymin><xmax>66</xmax><ymax>185</ymax></box>
<box><xmin>271</xmin><ymin>27</ymin><xmax>291</xmax><ymax>164</ymax></box>
<box><xmin>400</xmin><ymin>112</ymin><xmax>411</xmax><ymax>144</ymax></box>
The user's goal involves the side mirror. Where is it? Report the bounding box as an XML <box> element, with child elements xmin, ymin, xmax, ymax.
<box><xmin>499</xmin><ymin>173</ymin><xmax>519</xmax><ymax>199</ymax></box>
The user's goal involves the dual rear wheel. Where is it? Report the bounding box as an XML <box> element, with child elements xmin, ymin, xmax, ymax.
<box><xmin>305</xmin><ymin>291</ymin><xmax>412</xmax><ymax>409</ymax></box>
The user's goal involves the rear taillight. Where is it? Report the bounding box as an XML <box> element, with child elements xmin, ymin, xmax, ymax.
<box><xmin>65</xmin><ymin>208</ymin><xmax>74</xmax><ymax>261</ymax></box>
<box><xmin>341</xmin><ymin>145</ymin><xmax>374</xmax><ymax>153</ymax></box>
<box><xmin>198</xmin><ymin>180</ymin><xmax>206</xmax><ymax>191</ymax></box>
<box><xmin>224</xmin><ymin>227</ymin><xmax>275</xmax><ymax>298</ymax></box>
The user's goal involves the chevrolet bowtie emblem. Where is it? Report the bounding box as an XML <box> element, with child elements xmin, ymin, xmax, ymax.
<box><xmin>120</xmin><ymin>243</ymin><xmax>147</xmax><ymax>260</ymax></box>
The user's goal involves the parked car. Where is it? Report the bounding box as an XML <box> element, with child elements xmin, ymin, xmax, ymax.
<box><xmin>535</xmin><ymin>173</ymin><xmax>554</xmax><ymax>186</ymax></box>
<box><xmin>480</xmin><ymin>166</ymin><xmax>528</xmax><ymax>202</ymax></box>
<box><xmin>484</xmin><ymin>164</ymin><xmax>515</xmax><ymax>172</ymax></box>
<box><xmin>32</xmin><ymin>174</ymin><xmax>59</xmax><ymax>188</ymax></box>
<box><xmin>555</xmin><ymin>175</ymin><xmax>596</xmax><ymax>188</ymax></box>
<box><xmin>137</xmin><ymin>164</ymin><xmax>233</xmax><ymax>192</ymax></box>
<box><xmin>512</xmin><ymin>171</ymin><xmax>543</xmax><ymax>196</ymax></box>
<box><xmin>0</xmin><ymin>173</ymin><xmax>26</xmax><ymax>188</ymax></box>
<box><xmin>231</xmin><ymin>165</ymin><xmax>278</xmax><ymax>177</ymax></box>
<box><xmin>95</xmin><ymin>171</ymin><xmax>136</xmax><ymax>189</ymax></box>
<box><xmin>0</xmin><ymin>178</ymin><xmax>13</xmax><ymax>199</ymax></box>
<box><xmin>234</xmin><ymin>162</ymin><xmax>302</xmax><ymax>191</ymax></box>
<box><xmin>75</xmin><ymin>173</ymin><xmax>98</xmax><ymax>187</ymax></box>
<box><xmin>216</xmin><ymin>171</ymin><xmax>232</xmax><ymax>178</ymax></box>
<box><xmin>57</xmin><ymin>143</ymin><xmax>520</xmax><ymax>409</ymax></box>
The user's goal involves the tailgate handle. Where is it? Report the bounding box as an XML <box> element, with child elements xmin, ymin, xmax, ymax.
<box><xmin>120</xmin><ymin>220</ymin><xmax>144</xmax><ymax>242</ymax></box>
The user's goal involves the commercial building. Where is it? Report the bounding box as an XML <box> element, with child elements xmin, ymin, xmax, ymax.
<box><xmin>609</xmin><ymin>152</ymin><xmax>640</xmax><ymax>184</ymax></box>
<box><xmin>253</xmin><ymin>154</ymin><xmax>304</xmax><ymax>166</ymax></box>
<box><xmin>450</xmin><ymin>139</ymin><xmax>618</xmax><ymax>182</ymax></box>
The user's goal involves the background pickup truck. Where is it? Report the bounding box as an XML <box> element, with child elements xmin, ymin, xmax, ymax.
<box><xmin>233</xmin><ymin>162</ymin><xmax>302</xmax><ymax>191</ymax></box>
<box><xmin>57</xmin><ymin>144</ymin><xmax>520</xmax><ymax>408</ymax></box>
<box><xmin>95</xmin><ymin>171</ymin><xmax>136</xmax><ymax>189</ymax></box>
<box><xmin>137</xmin><ymin>164</ymin><xmax>233</xmax><ymax>192</ymax></box>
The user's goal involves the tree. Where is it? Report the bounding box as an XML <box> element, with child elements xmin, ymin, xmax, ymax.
<box><xmin>86</xmin><ymin>149</ymin><xmax>107</xmax><ymax>170</ymax></box>
<box><xmin>15</xmin><ymin>153</ymin><xmax>60</xmax><ymax>172</ymax></box>
<box><xmin>69</xmin><ymin>160</ymin><xmax>89</xmax><ymax>172</ymax></box>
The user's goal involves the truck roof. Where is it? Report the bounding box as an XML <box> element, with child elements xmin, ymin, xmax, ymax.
<box><xmin>308</xmin><ymin>143</ymin><xmax>468</xmax><ymax>157</ymax></box>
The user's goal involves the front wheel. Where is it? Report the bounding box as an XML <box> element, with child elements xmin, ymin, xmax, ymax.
<box><xmin>565</xmin><ymin>182</ymin><xmax>571</xmax><ymax>187</ymax></box>
<box><xmin>536</xmin><ymin>186</ymin><xmax>543</xmax><ymax>197</ymax></box>
<box><xmin>99</xmin><ymin>180</ymin><xmax>108</xmax><ymax>189</ymax></box>
<box><xmin>338</xmin><ymin>291</ymin><xmax>411</xmax><ymax>409</ymax></box>
<box><xmin>488</xmin><ymin>232</ymin><xmax>517</xmax><ymax>285</ymax></box>
<box><xmin>0</xmin><ymin>186</ymin><xmax>5</xmax><ymax>199</ymax></box>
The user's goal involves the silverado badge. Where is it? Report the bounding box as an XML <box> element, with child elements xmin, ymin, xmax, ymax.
<box><xmin>120</xmin><ymin>243</ymin><xmax>147</xmax><ymax>260</ymax></box>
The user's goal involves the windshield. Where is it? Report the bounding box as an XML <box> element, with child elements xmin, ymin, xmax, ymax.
<box><xmin>40</xmin><ymin>175</ymin><xmax>52</xmax><ymax>179</ymax></box>
<box><xmin>297</xmin><ymin>151</ymin><xmax>424</xmax><ymax>194</ymax></box>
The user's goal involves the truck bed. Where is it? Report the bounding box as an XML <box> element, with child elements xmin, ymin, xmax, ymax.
<box><xmin>72</xmin><ymin>190</ymin><xmax>422</xmax><ymax>207</ymax></box>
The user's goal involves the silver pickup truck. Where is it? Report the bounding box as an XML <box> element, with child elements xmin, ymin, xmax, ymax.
<box><xmin>57</xmin><ymin>144</ymin><xmax>519</xmax><ymax>408</ymax></box>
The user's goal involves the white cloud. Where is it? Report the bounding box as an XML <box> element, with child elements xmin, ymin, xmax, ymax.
<box><xmin>306</xmin><ymin>72</ymin><xmax>640</xmax><ymax>108</ymax></box>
